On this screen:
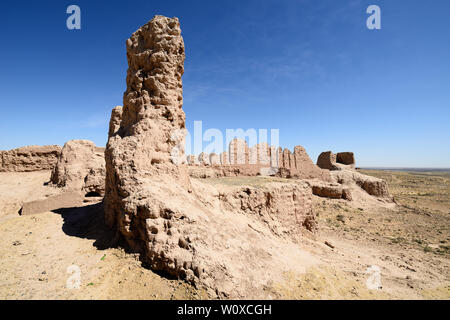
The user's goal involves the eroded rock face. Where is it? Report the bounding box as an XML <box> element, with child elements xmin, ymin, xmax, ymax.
<box><xmin>0</xmin><ymin>145</ymin><xmax>61</xmax><ymax>172</ymax></box>
<box><xmin>51</xmin><ymin>140</ymin><xmax>105</xmax><ymax>196</ymax></box>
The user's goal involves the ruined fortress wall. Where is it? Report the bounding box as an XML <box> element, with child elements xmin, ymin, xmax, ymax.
<box><xmin>0</xmin><ymin>145</ymin><xmax>61</xmax><ymax>172</ymax></box>
<box><xmin>317</xmin><ymin>151</ymin><xmax>355</xmax><ymax>171</ymax></box>
<box><xmin>187</xmin><ymin>139</ymin><xmax>331</xmax><ymax>181</ymax></box>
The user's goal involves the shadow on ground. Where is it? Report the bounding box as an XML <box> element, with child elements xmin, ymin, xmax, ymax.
<box><xmin>52</xmin><ymin>200</ymin><xmax>179</xmax><ymax>282</ymax></box>
<box><xmin>53</xmin><ymin>201</ymin><xmax>117</xmax><ymax>250</ymax></box>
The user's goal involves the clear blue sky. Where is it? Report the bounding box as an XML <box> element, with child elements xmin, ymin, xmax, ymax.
<box><xmin>0</xmin><ymin>0</ymin><xmax>449</xmax><ymax>167</ymax></box>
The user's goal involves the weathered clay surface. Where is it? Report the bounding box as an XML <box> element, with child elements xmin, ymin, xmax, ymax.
<box><xmin>198</xmin><ymin>152</ymin><xmax>210</xmax><ymax>166</ymax></box>
<box><xmin>220</xmin><ymin>151</ymin><xmax>229</xmax><ymax>165</ymax></box>
<box><xmin>188</xmin><ymin>166</ymin><xmax>219</xmax><ymax>178</ymax></box>
<box><xmin>331</xmin><ymin>170</ymin><xmax>392</xmax><ymax>200</ymax></box>
<box><xmin>108</xmin><ymin>106</ymin><xmax>123</xmax><ymax>138</ymax></box>
<box><xmin>317</xmin><ymin>151</ymin><xmax>339</xmax><ymax>171</ymax></box>
<box><xmin>284</xmin><ymin>146</ymin><xmax>331</xmax><ymax>180</ymax></box>
<box><xmin>51</xmin><ymin>140</ymin><xmax>105</xmax><ymax>196</ymax></box>
<box><xmin>209</xmin><ymin>153</ymin><xmax>220</xmax><ymax>166</ymax></box>
<box><xmin>186</xmin><ymin>155</ymin><xmax>198</xmax><ymax>165</ymax></box>
<box><xmin>188</xmin><ymin>178</ymin><xmax>318</xmax><ymax>297</ymax></box>
<box><xmin>219</xmin><ymin>182</ymin><xmax>317</xmax><ymax>236</ymax></box>
<box><xmin>336</xmin><ymin>152</ymin><xmax>355</xmax><ymax>166</ymax></box>
<box><xmin>104</xmin><ymin>15</ymin><xmax>195</xmax><ymax>281</ymax></box>
<box><xmin>316</xmin><ymin>151</ymin><xmax>391</xmax><ymax>199</ymax></box>
<box><xmin>229</xmin><ymin>138</ymin><xmax>249</xmax><ymax>165</ymax></box>
<box><xmin>308</xmin><ymin>180</ymin><xmax>352</xmax><ymax>200</ymax></box>
<box><xmin>317</xmin><ymin>150</ymin><xmax>355</xmax><ymax>171</ymax></box>
<box><xmin>0</xmin><ymin>145</ymin><xmax>61</xmax><ymax>172</ymax></box>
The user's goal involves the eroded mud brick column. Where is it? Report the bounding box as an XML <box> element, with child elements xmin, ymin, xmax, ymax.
<box><xmin>104</xmin><ymin>16</ymin><xmax>193</xmax><ymax>277</ymax></box>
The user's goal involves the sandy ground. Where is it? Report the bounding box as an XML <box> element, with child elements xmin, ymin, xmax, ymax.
<box><xmin>0</xmin><ymin>171</ymin><xmax>206</xmax><ymax>299</ymax></box>
<box><xmin>0</xmin><ymin>170</ymin><xmax>448</xmax><ymax>299</ymax></box>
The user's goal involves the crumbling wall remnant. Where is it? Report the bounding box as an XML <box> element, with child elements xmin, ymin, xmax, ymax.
<box><xmin>187</xmin><ymin>140</ymin><xmax>331</xmax><ymax>182</ymax></box>
<box><xmin>317</xmin><ymin>151</ymin><xmax>355</xmax><ymax>171</ymax></box>
<box><xmin>50</xmin><ymin>140</ymin><xmax>105</xmax><ymax>196</ymax></box>
<box><xmin>0</xmin><ymin>145</ymin><xmax>61</xmax><ymax>172</ymax></box>
<box><xmin>104</xmin><ymin>15</ymin><xmax>197</xmax><ymax>282</ymax></box>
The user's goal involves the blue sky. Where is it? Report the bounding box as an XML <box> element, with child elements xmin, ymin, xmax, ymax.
<box><xmin>0</xmin><ymin>0</ymin><xmax>449</xmax><ymax>167</ymax></box>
